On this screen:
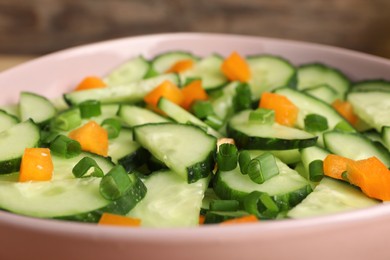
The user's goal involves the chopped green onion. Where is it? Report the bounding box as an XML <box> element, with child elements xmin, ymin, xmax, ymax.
<box><xmin>209</xmin><ymin>199</ymin><xmax>239</xmax><ymax>211</ymax></box>
<box><xmin>191</xmin><ymin>100</ymin><xmax>215</xmax><ymax>119</ymax></box>
<box><xmin>40</xmin><ymin>130</ymin><xmax>60</xmax><ymax>145</ymax></box>
<box><xmin>204</xmin><ymin>211</ymin><xmax>250</xmax><ymax>224</ymax></box>
<box><xmin>309</xmin><ymin>159</ymin><xmax>324</xmax><ymax>182</ymax></box>
<box><xmin>79</xmin><ymin>100</ymin><xmax>101</xmax><ymax>118</ymax></box>
<box><xmin>243</xmin><ymin>191</ymin><xmax>279</xmax><ymax>219</ymax></box>
<box><xmin>217</xmin><ymin>143</ymin><xmax>238</xmax><ymax>171</ymax></box>
<box><xmin>51</xmin><ymin>108</ymin><xmax>81</xmax><ymax>131</ymax></box>
<box><xmin>238</xmin><ymin>150</ymin><xmax>251</xmax><ymax>175</ymax></box>
<box><xmin>247</xmin><ymin>153</ymin><xmax>279</xmax><ymax>184</ymax></box>
<box><xmin>101</xmin><ymin>118</ymin><xmax>122</xmax><ymax>139</ymax></box>
<box><xmin>99</xmin><ymin>165</ymin><xmax>133</xmax><ymax>200</ymax></box>
<box><xmin>205</xmin><ymin>115</ymin><xmax>223</xmax><ymax>130</ymax></box>
<box><xmin>233</xmin><ymin>83</ymin><xmax>252</xmax><ymax>112</ymax></box>
<box><xmin>334</xmin><ymin>121</ymin><xmax>355</xmax><ymax>133</ymax></box>
<box><xmin>243</xmin><ymin>191</ymin><xmax>262</xmax><ymax>217</ymax></box>
<box><xmin>249</xmin><ymin>108</ymin><xmax>275</xmax><ymax>125</ymax></box>
<box><xmin>72</xmin><ymin>157</ymin><xmax>104</xmax><ymax>178</ymax></box>
<box><xmin>50</xmin><ymin>134</ymin><xmax>81</xmax><ymax>158</ymax></box>
<box><xmin>304</xmin><ymin>114</ymin><xmax>329</xmax><ymax>132</ymax></box>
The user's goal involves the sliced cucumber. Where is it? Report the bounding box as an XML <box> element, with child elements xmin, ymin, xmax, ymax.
<box><xmin>51</xmin><ymin>104</ymin><xmax>120</xmax><ymax>133</ymax></box>
<box><xmin>211</xmin><ymin>81</ymin><xmax>240</xmax><ymax>121</ymax></box>
<box><xmin>247</xmin><ymin>55</ymin><xmax>297</xmax><ymax>100</ymax></box>
<box><xmin>133</xmin><ymin>123</ymin><xmax>217</xmax><ymax>183</ymax></box>
<box><xmin>350</xmin><ymin>79</ymin><xmax>390</xmax><ymax>93</ymax></box>
<box><xmin>151</xmin><ymin>51</ymin><xmax>199</xmax><ymax>74</ymax></box>
<box><xmin>382</xmin><ymin>126</ymin><xmax>390</xmax><ymax>150</ymax></box>
<box><xmin>0</xmin><ymin>120</ymin><xmax>40</xmax><ymax>174</ymax></box>
<box><xmin>108</xmin><ymin>128</ymin><xmax>140</xmax><ymax>163</ymax></box>
<box><xmin>51</xmin><ymin>152</ymin><xmax>114</xmax><ymax>180</ymax></box>
<box><xmin>300</xmin><ymin>146</ymin><xmax>330</xmax><ymax>181</ymax></box>
<box><xmin>0</xmin><ymin>110</ymin><xmax>19</xmax><ymax>132</ymax></box>
<box><xmin>324</xmin><ymin>130</ymin><xmax>390</xmax><ymax>167</ymax></box>
<box><xmin>104</xmin><ymin>56</ymin><xmax>150</xmax><ymax>86</ymax></box>
<box><xmin>0</xmin><ymin>173</ymin><xmax>146</xmax><ymax>222</ymax></box>
<box><xmin>347</xmin><ymin>91</ymin><xmax>390</xmax><ymax>132</ymax></box>
<box><xmin>274</xmin><ymin>87</ymin><xmax>353</xmax><ymax>131</ymax></box>
<box><xmin>287</xmin><ymin>177</ymin><xmax>379</xmax><ymax>218</ymax></box>
<box><xmin>227</xmin><ymin>110</ymin><xmax>317</xmax><ymax>150</ymax></box>
<box><xmin>363</xmin><ymin>130</ymin><xmax>387</xmax><ymax>148</ymax></box>
<box><xmin>303</xmin><ymin>84</ymin><xmax>338</xmax><ymax>104</ymax></box>
<box><xmin>118</xmin><ymin>105</ymin><xmax>169</xmax><ymax>127</ymax></box>
<box><xmin>128</xmin><ymin>170</ymin><xmax>208</xmax><ymax>227</ymax></box>
<box><xmin>19</xmin><ymin>92</ymin><xmax>57</xmax><ymax>125</ymax></box>
<box><xmin>64</xmin><ymin>73</ymin><xmax>179</xmax><ymax>106</ymax></box>
<box><xmin>0</xmin><ymin>104</ymin><xmax>19</xmax><ymax>118</ymax></box>
<box><xmin>245</xmin><ymin>149</ymin><xmax>301</xmax><ymax>165</ymax></box>
<box><xmin>181</xmin><ymin>54</ymin><xmax>228</xmax><ymax>91</ymax></box>
<box><xmin>157</xmin><ymin>97</ymin><xmax>222</xmax><ymax>138</ymax></box>
<box><xmin>297</xmin><ymin>63</ymin><xmax>350</xmax><ymax>100</ymax></box>
<box><xmin>214</xmin><ymin>158</ymin><xmax>312</xmax><ymax>210</ymax></box>
<box><xmin>0</xmin><ymin>178</ymin><xmax>105</xmax><ymax>218</ymax></box>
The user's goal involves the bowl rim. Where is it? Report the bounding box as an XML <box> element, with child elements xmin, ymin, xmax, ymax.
<box><xmin>1</xmin><ymin>32</ymin><xmax>390</xmax><ymax>239</ymax></box>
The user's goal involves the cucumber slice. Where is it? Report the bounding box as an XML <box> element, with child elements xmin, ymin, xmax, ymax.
<box><xmin>19</xmin><ymin>92</ymin><xmax>57</xmax><ymax>125</ymax></box>
<box><xmin>211</xmin><ymin>81</ymin><xmax>240</xmax><ymax>121</ymax></box>
<box><xmin>0</xmin><ymin>120</ymin><xmax>40</xmax><ymax>174</ymax></box>
<box><xmin>104</xmin><ymin>56</ymin><xmax>150</xmax><ymax>86</ymax></box>
<box><xmin>51</xmin><ymin>104</ymin><xmax>120</xmax><ymax>133</ymax></box>
<box><xmin>181</xmin><ymin>54</ymin><xmax>228</xmax><ymax>91</ymax></box>
<box><xmin>347</xmin><ymin>91</ymin><xmax>390</xmax><ymax>132</ymax></box>
<box><xmin>51</xmin><ymin>152</ymin><xmax>114</xmax><ymax>180</ymax></box>
<box><xmin>227</xmin><ymin>110</ymin><xmax>317</xmax><ymax>150</ymax></box>
<box><xmin>157</xmin><ymin>97</ymin><xmax>222</xmax><ymax>138</ymax></box>
<box><xmin>299</xmin><ymin>146</ymin><xmax>330</xmax><ymax>181</ymax></box>
<box><xmin>274</xmin><ymin>87</ymin><xmax>353</xmax><ymax>131</ymax></box>
<box><xmin>350</xmin><ymin>79</ymin><xmax>390</xmax><ymax>93</ymax></box>
<box><xmin>297</xmin><ymin>63</ymin><xmax>350</xmax><ymax>100</ymax></box>
<box><xmin>214</xmin><ymin>158</ymin><xmax>312</xmax><ymax>210</ymax></box>
<box><xmin>288</xmin><ymin>177</ymin><xmax>379</xmax><ymax>218</ymax></box>
<box><xmin>0</xmin><ymin>178</ymin><xmax>105</xmax><ymax>218</ymax></box>
<box><xmin>108</xmin><ymin>128</ymin><xmax>140</xmax><ymax>163</ymax></box>
<box><xmin>363</xmin><ymin>130</ymin><xmax>387</xmax><ymax>148</ymax></box>
<box><xmin>382</xmin><ymin>126</ymin><xmax>390</xmax><ymax>150</ymax></box>
<box><xmin>151</xmin><ymin>51</ymin><xmax>199</xmax><ymax>74</ymax></box>
<box><xmin>0</xmin><ymin>110</ymin><xmax>19</xmax><ymax>132</ymax></box>
<box><xmin>133</xmin><ymin>123</ymin><xmax>217</xmax><ymax>183</ymax></box>
<box><xmin>247</xmin><ymin>55</ymin><xmax>297</xmax><ymax>100</ymax></box>
<box><xmin>303</xmin><ymin>84</ymin><xmax>338</xmax><ymax>104</ymax></box>
<box><xmin>246</xmin><ymin>149</ymin><xmax>301</xmax><ymax>165</ymax></box>
<box><xmin>324</xmin><ymin>130</ymin><xmax>390</xmax><ymax>167</ymax></box>
<box><xmin>64</xmin><ymin>73</ymin><xmax>179</xmax><ymax>106</ymax></box>
<box><xmin>50</xmin><ymin>96</ymin><xmax>69</xmax><ymax>112</ymax></box>
<box><xmin>128</xmin><ymin>170</ymin><xmax>208</xmax><ymax>227</ymax></box>
<box><xmin>118</xmin><ymin>105</ymin><xmax>169</xmax><ymax>127</ymax></box>
<box><xmin>0</xmin><ymin>104</ymin><xmax>19</xmax><ymax>118</ymax></box>
<box><xmin>0</xmin><ymin>174</ymin><xmax>146</xmax><ymax>222</ymax></box>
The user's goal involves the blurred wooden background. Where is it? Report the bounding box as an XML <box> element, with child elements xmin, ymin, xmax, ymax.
<box><xmin>0</xmin><ymin>0</ymin><xmax>390</xmax><ymax>58</ymax></box>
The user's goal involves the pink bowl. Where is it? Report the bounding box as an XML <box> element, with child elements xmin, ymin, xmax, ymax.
<box><xmin>1</xmin><ymin>33</ymin><xmax>390</xmax><ymax>260</ymax></box>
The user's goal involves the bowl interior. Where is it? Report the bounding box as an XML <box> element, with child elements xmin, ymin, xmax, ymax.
<box><xmin>1</xmin><ymin>33</ymin><xmax>390</xmax><ymax>260</ymax></box>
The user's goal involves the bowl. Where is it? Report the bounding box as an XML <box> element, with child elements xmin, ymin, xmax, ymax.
<box><xmin>1</xmin><ymin>33</ymin><xmax>390</xmax><ymax>260</ymax></box>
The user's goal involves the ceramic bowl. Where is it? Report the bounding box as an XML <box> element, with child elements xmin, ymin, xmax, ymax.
<box><xmin>0</xmin><ymin>33</ymin><xmax>390</xmax><ymax>260</ymax></box>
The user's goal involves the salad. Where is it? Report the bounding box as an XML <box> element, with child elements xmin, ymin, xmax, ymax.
<box><xmin>0</xmin><ymin>50</ymin><xmax>389</xmax><ymax>228</ymax></box>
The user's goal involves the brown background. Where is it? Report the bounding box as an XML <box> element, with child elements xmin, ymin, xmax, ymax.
<box><xmin>1</xmin><ymin>0</ymin><xmax>390</xmax><ymax>58</ymax></box>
